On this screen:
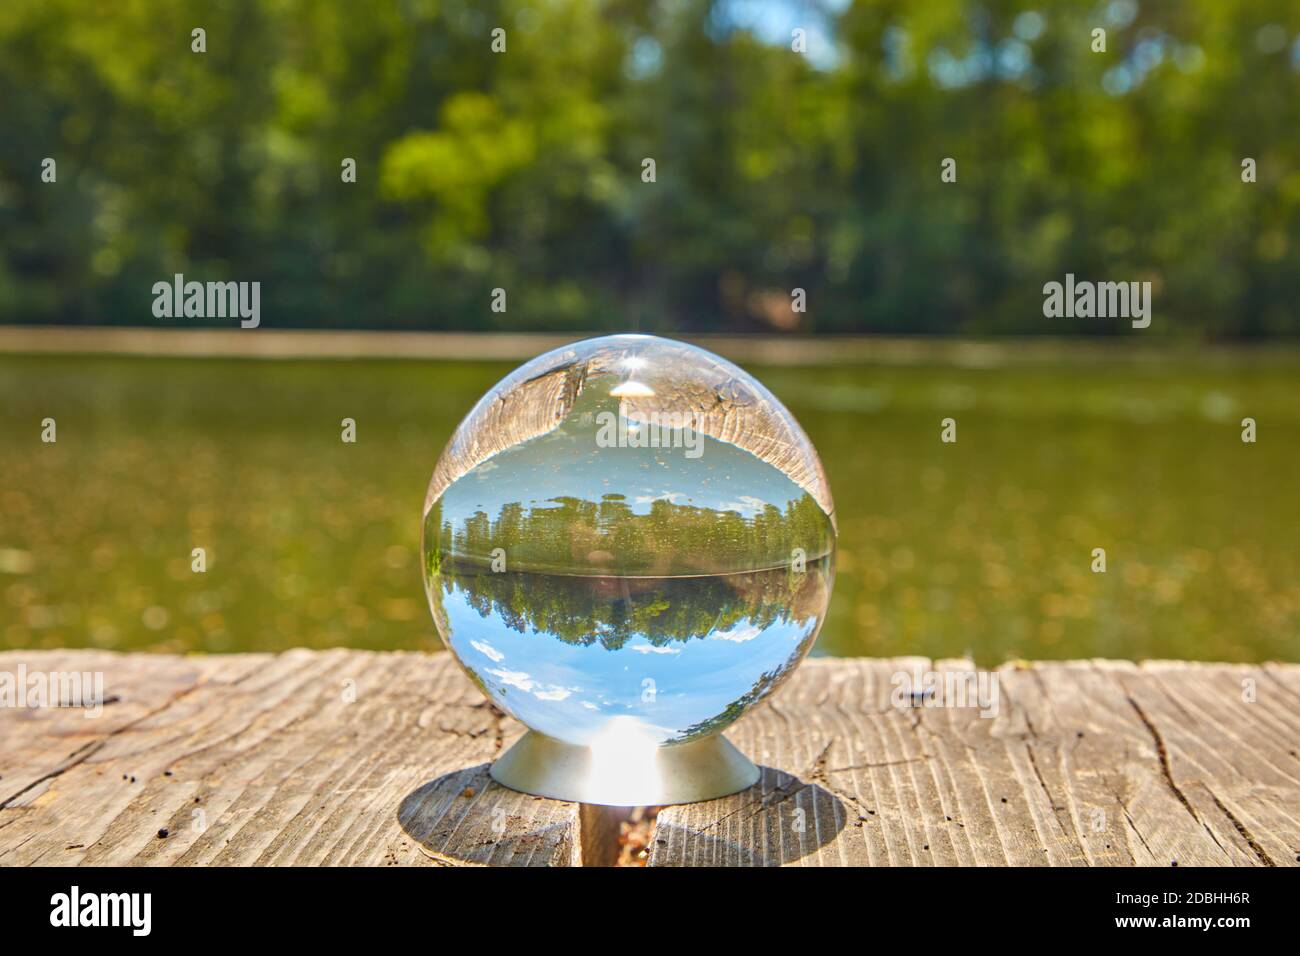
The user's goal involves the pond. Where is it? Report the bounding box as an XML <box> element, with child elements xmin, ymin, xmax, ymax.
<box><xmin>1</xmin><ymin>352</ymin><xmax>1294</xmax><ymax>664</ymax></box>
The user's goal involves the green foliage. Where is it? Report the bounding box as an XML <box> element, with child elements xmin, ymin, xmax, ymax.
<box><xmin>431</xmin><ymin>559</ymin><xmax>828</xmax><ymax>649</ymax></box>
<box><xmin>427</xmin><ymin>492</ymin><xmax>834</xmax><ymax>576</ymax></box>
<box><xmin>1</xmin><ymin>0</ymin><xmax>1298</xmax><ymax>337</ymax></box>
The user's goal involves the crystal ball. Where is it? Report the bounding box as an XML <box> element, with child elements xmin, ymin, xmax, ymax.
<box><xmin>422</xmin><ymin>334</ymin><xmax>835</xmax><ymax>748</ymax></box>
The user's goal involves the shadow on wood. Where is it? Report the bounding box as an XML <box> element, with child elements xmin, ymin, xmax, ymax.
<box><xmin>650</xmin><ymin>765</ymin><xmax>848</xmax><ymax>866</ymax></box>
<box><xmin>397</xmin><ymin>763</ymin><xmax>579</xmax><ymax>866</ymax></box>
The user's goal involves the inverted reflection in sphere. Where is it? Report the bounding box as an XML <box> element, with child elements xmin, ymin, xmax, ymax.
<box><xmin>422</xmin><ymin>334</ymin><xmax>836</xmax><ymax>749</ymax></box>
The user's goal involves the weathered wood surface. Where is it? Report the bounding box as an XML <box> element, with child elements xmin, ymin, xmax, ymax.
<box><xmin>1</xmin><ymin>650</ymin><xmax>1296</xmax><ymax>867</ymax></box>
<box><xmin>651</xmin><ymin>657</ymin><xmax>1300</xmax><ymax>867</ymax></box>
<box><xmin>0</xmin><ymin>649</ymin><xmax>580</xmax><ymax>866</ymax></box>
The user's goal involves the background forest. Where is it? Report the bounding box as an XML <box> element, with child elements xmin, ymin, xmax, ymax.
<box><xmin>2</xmin><ymin>0</ymin><xmax>1299</xmax><ymax>337</ymax></box>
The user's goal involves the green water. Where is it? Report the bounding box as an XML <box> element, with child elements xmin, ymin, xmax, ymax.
<box><xmin>1</xmin><ymin>353</ymin><xmax>1295</xmax><ymax>664</ymax></box>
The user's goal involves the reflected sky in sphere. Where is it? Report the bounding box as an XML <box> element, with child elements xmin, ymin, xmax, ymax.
<box><xmin>432</xmin><ymin>561</ymin><xmax>830</xmax><ymax>746</ymax></box>
<box><xmin>422</xmin><ymin>334</ymin><xmax>836</xmax><ymax>747</ymax></box>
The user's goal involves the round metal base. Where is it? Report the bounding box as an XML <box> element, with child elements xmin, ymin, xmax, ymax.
<box><xmin>490</xmin><ymin>730</ymin><xmax>760</xmax><ymax>806</ymax></box>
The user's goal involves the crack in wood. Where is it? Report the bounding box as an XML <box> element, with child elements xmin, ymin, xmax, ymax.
<box><xmin>1126</xmin><ymin>696</ymin><xmax>1200</xmax><ymax>824</ymax></box>
<box><xmin>1207</xmin><ymin>788</ymin><xmax>1276</xmax><ymax>866</ymax></box>
<box><xmin>5</xmin><ymin>653</ymin><xmax>1296</xmax><ymax>867</ymax></box>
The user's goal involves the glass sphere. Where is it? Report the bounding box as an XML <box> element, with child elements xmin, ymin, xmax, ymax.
<box><xmin>422</xmin><ymin>334</ymin><xmax>835</xmax><ymax>749</ymax></box>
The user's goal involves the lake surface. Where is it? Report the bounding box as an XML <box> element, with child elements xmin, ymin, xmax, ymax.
<box><xmin>1</xmin><ymin>352</ymin><xmax>1295</xmax><ymax>663</ymax></box>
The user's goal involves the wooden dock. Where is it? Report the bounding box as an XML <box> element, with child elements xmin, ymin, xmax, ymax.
<box><xmin>1</xmin><ymin>649</ymin><xmax>1296</xmax><ymax>866</ymax></box>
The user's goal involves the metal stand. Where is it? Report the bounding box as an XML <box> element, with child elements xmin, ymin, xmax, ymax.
<box><xmin>490</xmin><ymin>729</ymin><xmax>760</xmax><ymax>806</ymax></box>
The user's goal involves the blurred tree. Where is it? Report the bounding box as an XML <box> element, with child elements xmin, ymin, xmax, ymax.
<box><xmin>0</xmin><ymin>0</ymin><xmax>1297</xmax><ymax>337</ymax></box>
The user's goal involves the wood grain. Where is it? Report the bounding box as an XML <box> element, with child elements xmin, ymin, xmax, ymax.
<box><xmin>650</xmin><ymin>657</ymin><xmax>1300</xmax><ymax>867</ymax></box>
<box><xmin>0</xmin><ymin>649</ymin><xmax>580</xmax><ymax>866</ymax></box>
<box><xmin>2</xmin><ymin>650</ymin><xmax>1295</xmax><ymax>867</ymax></box>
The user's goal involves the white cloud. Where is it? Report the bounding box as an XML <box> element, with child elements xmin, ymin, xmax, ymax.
<box><xmin>713</xmin><ymin>622</ymin><xmax>764</xmax><ymax>644</ymax></box>
<box><xmin>534</xmin><ymin>686</ymin><xmax>573</xmax><ymax>701</ymax></box>
<box><xmin>486</xmin><ymin>667</ymin><xmax>534</xmax><ymax>691</ymax></box>
<box><xmin>632</xmin><ymin>491</ymin><xmax>691</xmax><ymax>506</ymax></box>
<box><xmin>485</xmin><ymin>667</ymin><xmax>575</xmax><ymax>702</ymax></box>
<box><xmin>470</xmin><ymin>640</ymin><xmax>505</xmax><ymax>663</ymax></box>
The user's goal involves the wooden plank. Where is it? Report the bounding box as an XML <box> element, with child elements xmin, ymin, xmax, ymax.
<box><xmin>0</xmin><ymin>649</ymin><xmax>214</xmax><ymax>808</ymax></box>
<box><xmin>1115</xmin><ymin>660</ymin><xmax>1300</xmax><ymax>867</ymax></box>
<box><xmin>0</xmin><ymin>650</ymin><xmax>581</xmax><ymax>866</ymax></box>
<box><xmin>3</xmin><ymin>650</ymin><xmax>1296</xmax><ymax>866</ymax></box>
<box><xmin>650</xmin><ymin>657</ymin><xmax>1300</xmax><ymax>867</ymax></box>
